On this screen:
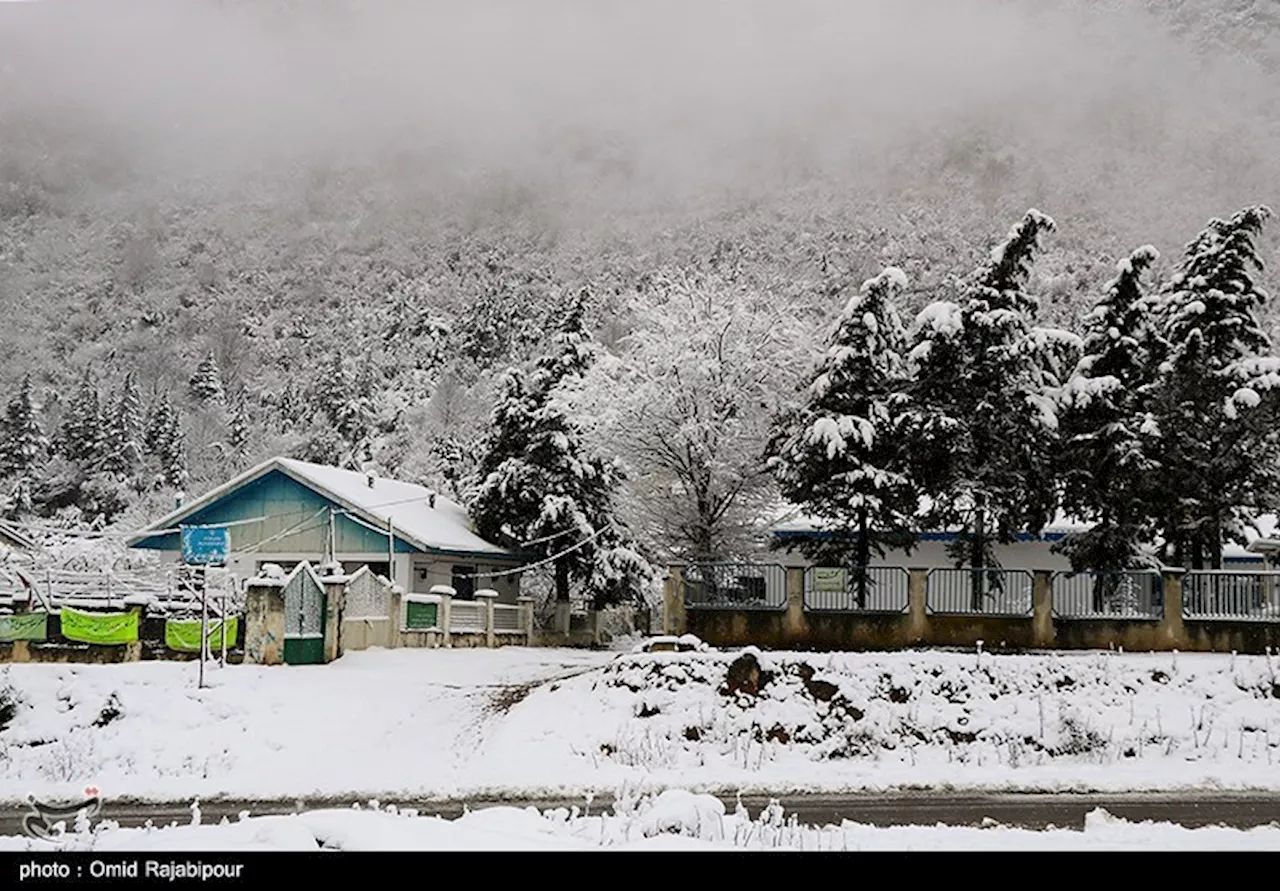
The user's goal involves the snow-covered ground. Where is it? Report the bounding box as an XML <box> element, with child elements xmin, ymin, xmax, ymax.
<box><xmin>2</xmin><ymin>791</ymin><xmax>1278</xmax><ymax>851</ymax></box>
<box><xmin>2</xmin><ymin>644</ymin><xmax>1280</xmax><ymax>804</ymax></box>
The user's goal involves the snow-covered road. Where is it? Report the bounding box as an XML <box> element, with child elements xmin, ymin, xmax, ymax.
<box><xmin>3</xmin><ymin>791</ymin><xmax>1280</xmax><ymax>851</ymax></box>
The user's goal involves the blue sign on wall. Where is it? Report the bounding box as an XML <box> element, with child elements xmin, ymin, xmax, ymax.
<box><xmin>181</xmin><ymin>526</ymin><xmax>231</xmax><ymax>566</ymax></box>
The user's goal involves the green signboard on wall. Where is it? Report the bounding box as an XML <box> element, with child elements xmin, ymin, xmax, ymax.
<box><xmin>813</xmin><ymin>567</ymin><xmax>848</xmax><ymax>593</ymax></box>
<box><xmin>405</xmin><ymin>600</ymin><xmax>438</xmax><ymax>630</ymax></box>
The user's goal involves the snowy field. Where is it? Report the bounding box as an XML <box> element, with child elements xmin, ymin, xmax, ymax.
<box><xmin>3</xmin><ymin>791</ymin><xmax>1280</xmax><ymax>851</ymax></box>
<box><xmin>2</xmin><ymin>644</ymin><xmax>1280</xmax><ymax>804</ymax></box>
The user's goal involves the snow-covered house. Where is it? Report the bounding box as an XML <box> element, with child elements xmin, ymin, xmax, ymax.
<box><xmin>126</xmin><ymin>457</ymin><xmax>524</xmax><ymax>602</ymax></box>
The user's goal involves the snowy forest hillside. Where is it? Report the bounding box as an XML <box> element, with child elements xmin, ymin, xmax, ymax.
<box><xmin>1</xmin><ymin>0</ymin><xmax>1279</xmax><ymax>570</ymax></box>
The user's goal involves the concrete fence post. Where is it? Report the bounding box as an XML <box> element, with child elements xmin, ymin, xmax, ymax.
<box><xmin>476</xmin><ymin>588</ymin><xmax>499</xmax><ymax>648</ymax></box>
<box><xmin>664</xmin><ymin>565</ymin><xmax>687</xmax><ymax>636</ymax></box>
<box><xmin>1032</xmin><ymin>570</ymin><xmax>1054</xmax><ymax>648</ymax></box>
<box><xmin>907</xmin><ymin>568</ymin><xmax>929</xmax><ymax>643</ymax></box>
<box><xmin>244</xmin><ymin>579</ymin><xmax>286</xmax><ymax>665</ymax></box>
<box><xmin>783</xmin><ymin>567</ymin><xmax>806</xmax><ymax>643</ymax></box>
<box><xmin>11</xmin><ymin>582</ymin><xmax>32</xmax><ymax>664</ymax></box>
<box><xmin>386</xmin><ymin>586</ymin><xmax>403</xmax><ymax>648</ymax></box>
<box><xmin>321</xmin><ymin>575</ymin><xmax>347</xmax><ymax>663</ymax></box>
<box><xmin>430</xmin><ymin>585</ymin><xmax>456</xmax><ymax>648</ymax></box>
<box><xmin>518</xmin><ymin>595</ymin><xmax>536</xmax><ymax>644</ymax></box>
<box><xmin>123</xmin><ymin>593</ymin><xmax>149</xmax><ymax>664</ymax></box>
<box><xmin>1160</xmin><ymin>569</ymin><xmax>1187</xmax><ymax>647</ymax></box>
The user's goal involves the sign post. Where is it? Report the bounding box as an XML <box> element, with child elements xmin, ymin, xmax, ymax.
<box><xmin>219</xmin><ymin>582</ymin><xmax>228</xmax><ymax>668</ymax></box>
<box><xmin>180</xmin><ymin>525</ymin><xmax>231</xmax><ymax>689</ymax></box>
<box><xmin>199</xmin><ymin>572</ymin><xmax>208</xmax><ymax>689</ymax></box>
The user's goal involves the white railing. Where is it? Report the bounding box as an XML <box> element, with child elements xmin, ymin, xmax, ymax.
<box><xmin>7</xmin><ymin>567</ymin><xmax>243</xmax><ymax>616</ymax></box>
<box><xmin>493</xmin><ymin>603</ymin><xmax>523</xmax><ymax>633</ymax></box>
<box><xmin>449</xmin><ymin>600</ymin><xmax>485</xmax><ymax>633</ymax></box>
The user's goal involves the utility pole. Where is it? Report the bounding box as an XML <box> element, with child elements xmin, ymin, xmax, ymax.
<box><xmin>219</xmin><ymin>579</ymin><xmax>228</xmax><ymax>668</ymax></box>
<box><xmin>199</xmin><ymin>563</ymin><xmax>209</xmax><ymax>689</ymax></box>
<box><xmin>387</xmin><ymin>518</ymin><xmax>395</xmax><ymax>582</ymax></box>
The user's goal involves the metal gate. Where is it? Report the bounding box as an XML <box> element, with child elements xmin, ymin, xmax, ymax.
<box><xmin>283</xmin><ymin>563</ymin><xmax>326</xmax><ymax>665</ymax></box>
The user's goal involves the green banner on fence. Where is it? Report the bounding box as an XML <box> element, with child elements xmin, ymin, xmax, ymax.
<box><xmin>164</xmin><ymin>617</ymin><xmax>238</xmax><ymax>653</ymax></box>
<box><xmin>59</xmin><ymin>608</ymin><xmax>138</xmax><ymax>645</ymax></box>
<box><xmin>0</xmin><ymin>612</ymin><xmax>48</xmax><ymax>642</ymax></box>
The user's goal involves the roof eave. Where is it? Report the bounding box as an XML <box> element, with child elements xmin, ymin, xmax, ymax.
<box><xmin>126</xmin><ymin>456</ymin><xmax>513</xmax><ymax>559</ymax></box>
<box><xmin>125</xmin><ymin>457</ymin><xmax>284</xmax><ymax>547</ymax></box>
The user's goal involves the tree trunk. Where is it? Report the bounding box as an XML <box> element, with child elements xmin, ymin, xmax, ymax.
<box><xmin>554</xmin><ymin>557</ymin><xmax>570</xmax><ymax>603</ymax></box>
<box><xmin>1208</xmin><ymin>512</ymin><xmax>1223</xmax><ymax>571</ymax></box>
<box><xmin>970</xmin><ymin>505</ymin><xmax>986</xmax><ymax>611</ymax></box>
<box><xmin>856</xmin><ymin>508</ymin><xmax>870</xmax><ymax>610</ymax></box>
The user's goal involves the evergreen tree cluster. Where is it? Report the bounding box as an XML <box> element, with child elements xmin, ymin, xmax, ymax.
<box><xmin>0</xmin><ymin>350</ymin><xmax>247</xmax><ymax>522</ymax></box>
<box><xmin>768</xmin><ymin>205</ymin><xmax>1280</xmax><ymax>595</ymax></box>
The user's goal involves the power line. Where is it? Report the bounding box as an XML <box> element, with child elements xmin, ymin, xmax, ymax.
<box><xmin>453</xmin><ymin>523</ymin><xmax>616</xmax><ymax>580</ymax></box>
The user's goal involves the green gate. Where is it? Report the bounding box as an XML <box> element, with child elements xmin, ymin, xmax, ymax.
<box><xmin>283</xmin><ymin>564</ymin><xmax>326</xmax><ymax>665</ymax></box>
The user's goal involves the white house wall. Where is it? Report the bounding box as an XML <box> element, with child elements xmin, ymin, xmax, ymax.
<box><xmin>770</xmin><ymin>539</ymin><xmax>1075</xmax><ymax>572</ymax></box>
<box><xmin>409</xmin><ymin>558</ymin><xmax>522</xmax><ymax>603</ymax></box>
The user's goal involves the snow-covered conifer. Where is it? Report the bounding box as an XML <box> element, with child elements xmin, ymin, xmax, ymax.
<box><xmin>1148</xmin><ymin>206</ymin><xmax>1280</xmax><ymax>568</ymax></box>
<box><xmin>901</xmin><ymin>210</ymin><xmax>1072</xmax><ymax>604</ymax></box>
<box><xmin>188</xmin><ymin>352</ymin><xmax>225</xmax><ymax>404</ymax></box>
<box><xmin>58</xmin><ymin>371</ymin><xmax>105</xmax><ymax>467</ymax></box>
<box><xmin>1055</xmin><ymin>246</ymin><xmax>1165</xmax><ymax>600</ymax></box>
<box><xmin>0</xmin><ymin>375</ymin><xmax>48</xmax><ymax>481</ymax></box>
<box><xmin>469</xmin><ymin>291</ymin><xmax>648</xmax><ymax>606</ymax></box>
<box><xmin>102</xmin><ymin>372</ymin><xmax>145</xmax><ymax>478</ymax></box>
<box><xmin>767</xmin><ymin>267</ymin><xmax>918</xmax><ymax>604</ymax></box>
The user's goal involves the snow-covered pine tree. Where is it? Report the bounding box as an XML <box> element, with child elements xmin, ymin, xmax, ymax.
<box><xmin>1055</xmin><ymin>246</ymin><xmax>1166</xmax><ymax>608</ymax></box>
<box><xmin>0</xmin><ymin>374</ymin><xmax>48</xmax><ymax>482</ymax></box>
<box><xmin>57</xmin><ymin>371</ymin><xmax>105</xmax><ymax>467</ymax></box>
<box><xmin>228</xmin><ymin>393</ymin><xmax>251</xmax><ymax>458</ymax></box>
<box><xmin>188</xmin><ymin>352</ymin><xmax>225</xmax><ymax>404</ymax></box>
<box><xmin>159</xmin><ymin>406</ymin><xmax>189</xmax><ymax>490</ymax></box>
<box><xmin>427</xmin><ymin>434</ymin><xmax>475</xmax><ymax>501</ymax></box>
<box><xmin>101</xmin><ymin>372</ymin><xmax>144</xmax><ymax>478</ymax></box>
<box><xmin>314</xmin><ymin>355</ymin><xmax>368</xmax><ymax>446</ymax></box>
<box><xmin>142</xmin><ymin>394</ymin><xmax>187</xmax><ymax>488</ymax></box>
<box><xmin>143</xmin><ymin>395</ymin><xmax>168</xmax><ymax>457</ymax></box>
<box><xmin>901</xmin><ymin>210</ymin><xmax>1069</xmax><ymax>608</ymax></box>
<box><xmin>767</xmin><ymin>267</ymin><xmax>918</xmax><ymax>607</ymax></box>
<box><xmin>468</xmin><ymin>292</ymin><xmax>648</xmax><ymax>607</ymax></box>
<box><xmin>1148</xmin><ymin>206</ymin><xmax>1280</xmax><ymax>569</ymax></box>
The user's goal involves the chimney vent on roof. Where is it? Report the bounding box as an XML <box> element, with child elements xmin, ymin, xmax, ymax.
<box><xmin>366</xmin><ymin>471</ymin><xmax>375</xmax><ymax>489</ymax></box>
<box><xmin>429</xmin><ymin>492</ymin><xmax>436</xmax><ymax>509</ymax></box>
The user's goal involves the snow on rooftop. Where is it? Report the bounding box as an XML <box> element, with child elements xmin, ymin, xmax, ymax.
<box><xmin>276</xmin><ymin>458</ymin><xmax>512</xmax><ymax>557</ymax></box>
<box><xmin>133</xmin><ymin>457</ymin><xmax>513</xmax><ymax>559</ymax></box>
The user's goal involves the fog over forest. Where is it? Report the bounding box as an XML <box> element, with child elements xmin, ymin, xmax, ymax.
<box><xmin>4</xmin><ymin>1</ymin><xmax>1278</xmax><ymax>233</ymax></box>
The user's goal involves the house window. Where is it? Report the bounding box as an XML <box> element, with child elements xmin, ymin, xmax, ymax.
<box><xmin>342</xmin><ymin>561</ymin><xmax>390</xmax><ymax>580</ymax></box>
<box><xmin>451</xmin><ymin>565</ymin><xmax>476</xmax><ymax>600</ymax></box>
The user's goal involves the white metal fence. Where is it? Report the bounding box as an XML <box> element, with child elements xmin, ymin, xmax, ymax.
<box><xmin>448</xmin><ymin>600</ymin><xmax>485</xmax><ymax>633</ymax></box>
<box><xmin>1182</xmin><ymin>571</ymin><xmax>1280</xmax><ymax>621</ymax></box>
<box><xmin>0</xmin><ymin>565</ymin><xmax>242</xmax><ymax>617</ymax></box>
<box><xmin>493</xmin><ymin>603</ymin><xmax>523</xmax><ymax>633</ymax></box>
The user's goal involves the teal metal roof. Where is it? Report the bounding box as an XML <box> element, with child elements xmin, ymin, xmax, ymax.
<box><xmin>128</xmin><ymin>457</ymin><xmax>516</xmax><ymax>560</ymax></box>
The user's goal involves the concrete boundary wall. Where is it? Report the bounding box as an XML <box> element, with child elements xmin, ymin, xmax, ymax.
<box><xmin>665</xmin><ymin>566</ymin><xmax>1280</xmax><ymax>654</ymax></box>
